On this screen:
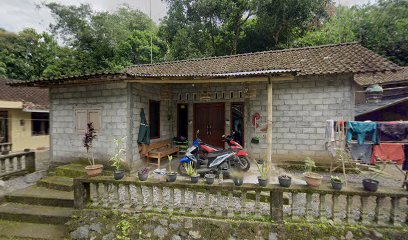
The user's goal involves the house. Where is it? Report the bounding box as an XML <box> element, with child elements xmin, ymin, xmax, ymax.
<box><xmin>8</xmin><ymin>43</ymin><xmax>400</xmax><ymax>170</ymax></box>
<box><xmin>355</xmin><ymin>66</ymin><xmax>408</xmax><ymax>121</ymax></box>
<box><xmin>0</xmin><ymin>78</ymin><xmax>50</xmax><ymax>151</ymax></box>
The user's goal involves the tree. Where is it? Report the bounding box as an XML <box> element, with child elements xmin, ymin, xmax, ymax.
<box><xmin>295</xmin><ymin>0</ymin><xmax>408</xmax><ymax>65</ymax></box>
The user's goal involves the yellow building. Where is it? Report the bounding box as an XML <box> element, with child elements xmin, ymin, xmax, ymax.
<box><xmin>0</xmin><ymin>78</ymin><xmax>49</xmax><ymax>152</ymax></box>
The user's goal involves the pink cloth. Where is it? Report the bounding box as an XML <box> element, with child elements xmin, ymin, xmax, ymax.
<box><xmin>371</xmin><ymin>143</ymin><xmax>405</xmax><ymax>165</ymax></box>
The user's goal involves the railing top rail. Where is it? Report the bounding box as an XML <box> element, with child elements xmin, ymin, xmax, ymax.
<box><xmin>0</xmin><ymin>151</ymin><xmax>34</xmax><ymax>159</ymax></box>
<box><xmin>0</xmin><ymin>142</ymin><xmax>11</xmax><ymax>146</ymax></box>
<box><xmin>75</xmin><ymin>176</ymin><xmax>408</xmax><ymax>198</ymax></box>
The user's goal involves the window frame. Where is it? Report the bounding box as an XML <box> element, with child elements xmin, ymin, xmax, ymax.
<box><xmin>31</xmin><ymin>112</ymin><xmax>49</xmax><ymax>136</ymax></box>
<box><xmin>74</xmin><ymin>108</ymin><xmax>102</xmax><ymax>134</ymax></box>
<box><xmin>149</xmin><ymin>100</ymin><xmax>160</xmax><ymax>139</ymax></box>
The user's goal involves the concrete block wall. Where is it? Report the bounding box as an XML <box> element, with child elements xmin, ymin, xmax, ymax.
<box><xmin>130</xmin><ymin>83</ymin><xmax>172</xmax><ymax>164</ymax></box>
<box><xmin>263</xmin><ymin>74</ymin><xmax>355</xmax><ymax>163</ymax></box>
<box><xmin>49</xmin><ymin>82</ymin><xmax>128</xmax><ymax>164</ymax></box>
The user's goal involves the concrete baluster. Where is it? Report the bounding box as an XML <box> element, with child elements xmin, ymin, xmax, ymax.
<box><xmin>360</xmin><ymin>196</ymin><xmax>369</xmax><ymax>224</ymax></box>
<box><xmin>319</xmin><ymin>194</ymin><xmax>326</xmax><ymax>220</ymax></box>
<box><xmin>255</xmin><ymin>190</ymin><xmax>261</xmax><ymax>218</ymax></box>
<box><xmin>291</xmin><ymin>192</ymin><xmax>298</xmax><ymax>220</ymax></box>
<box><xmin>102</xmin><ymin>183</ymin><xmax>110</xmax><ymax>208</ymax></box>
<box><xmin>21</xmin><ymin>155</ymin><xmax>26</xmax><ymax>170</ymax></box>
<box><xmin>240</xmin><ymin>190</ymin><xmax>247</xmax><ymax>218</ymax></box>
<box><xmin>305</xmin><ymin>193</ymin><xmax>313</xmax><ymax>221</ymax></box>
<box><xmin>157</xmin><ymin>186</ymin><xmax>163</xmax><ymax>212</ymax></box>
<box><xmin>390</xmin><ymin>197</ymin><xmax>401</xmax><ymax>226</ymax></box>
<box><xmin>5</xmin><ymin>158</ymin><xmax>10</xmax><ymax>173</ymax></box>
<box><xmin>180</xmin><ymin>188</ymin><xmax>186</xmax><ymax>213</ymax></box>
<box><xmin>346</xmin><ymin>195</ymin><xmax>354</xmax><ymax>224</ymax></box>
<box><xmin>90</xmin><ymin>183</ymin><xmax>99</xmax><ymax>207</ymax></box>
<box><xmin>203</xmin><ymin>190</ymin><xmax>210</xmax><ymax>215</ymax></box>
<box><xmin>192</xmin><ymin>190</ymin><xmax>198</xmax><ymax>214</ymax></box>
<box><xmin>216</xmin><ymin>191</ymin><xmax>222</xmax><ymax>216</ymax></box>
<box><xmin>373</xmin><ymin>196</ymin><xmax>384</xmax><ymax>225</ymax></box>
<box><xmin>12</xmin><ymin>157</ymin><xmax>17</xmax><ymax>171</ymax></box>
<box><xmin>136</xmin><ymin>185</ymin><xmax>143</xmax><ymax>210</ymax></box>
<box><xmin>111</xmin><ymin>184</ymin><xmax>120</xmax><ymax>208</ymax></box>
<box><xmin>227</xmin><ymin>192</ymin><xmax>234</xmax><ymax>217</ymax></box>
<box><xmin>122</xmin><ymin>184</ymin><xmax>132</xmax><ymax>209</ymax></box>
<box><xmin>331</xmin><ymin>194</ymin><xmax>339</xmax><ymax>221</ymax></box>
<box><xmin>168</xmin><ymin>187</ymin><xmax>175</xmax><ymax>213</ymax></box>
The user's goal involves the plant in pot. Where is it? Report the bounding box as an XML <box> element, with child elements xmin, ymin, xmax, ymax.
<box><xmin>251</xmin><ymin>136</ymin><xmax>260</xmax><ymax>144</ymax></box>
<box><xmin>303</xmin><ymin>157</ymin><xmax>323</xmax><ymax>187</ymax></box>
<box><xmin>166</xmin><ymin>155</ymin><xmax>177</xmax><ymax>182</ymax></box>
<box><xmin>204</xmin><ymin>173</ymin><xmax>215</xmax><ymax>185</ymax></box>
<box><xmin>138</xmin><ymin>167</ymin><xmax>149</xmax><ymax>181</ymax></box>
<box><xmin>278</xmin><ymin>174</ymin><xmax>292</xmax><ymax>187</ymax></box>
<box><xmin>110</xmin><ymin>137</ymin><xmax>126</xmax><ymax>180</ymax></box>
<box><xmin>230</xmin><ymin>170</ymin><xmax>244</xmax><ymax>186</ymax></box>
<box><xmin>186</xmin><ymin>162</ymin><xmax>199</xmax><ymax>184</ymax></box>
<box><xmin>330</xmin><ymin>176</ymin><xmax>343</xmax><ymax>190</ymax></box>
<box><xmin>83</xmin><ymin>122</ymin><xmax>103</xmax><ymax>177</ymax></box>
<box><xmin>255</xmin><ymin>160</ymin><xmax>270</xmax><ymax>187</ymax></box>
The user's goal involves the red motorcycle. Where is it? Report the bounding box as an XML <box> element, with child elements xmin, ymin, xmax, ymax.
<box><xmin>198</xmin><ymin>131</ymin><xmax>251</xmax><ymax>171</ymax></box>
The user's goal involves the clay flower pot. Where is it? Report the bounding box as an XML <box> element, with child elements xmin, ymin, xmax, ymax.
<box><xmin>85</xmin><ymin>164</ymin><xmax>104</xmax><ymax>177</ymax></box>
<box><xmin>113</xmin><ymin>170</ymin><xmax>125</xmax><ymax>180</ymax></box>
<box><xmin>362</xmin><ymin>179</ymin><xmax>379</xmax><ymax>192</ymax></box>
<box><xmin>304</xmin><ymin>172</ymin><xmax>323</xmax><ymax>187</ymax></box>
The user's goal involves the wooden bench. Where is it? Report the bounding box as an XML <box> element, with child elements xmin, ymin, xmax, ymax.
<box><xmin>140</xmin><ymin>140</ymin><xmax>179</xmax><ymax>169</ymax></box>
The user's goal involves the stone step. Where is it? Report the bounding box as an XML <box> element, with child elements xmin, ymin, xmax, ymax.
<box><xmin>5</xmin><ymin>185</ymin><xmax>74</xmax><ymax>208</ymax></box>
<box><xmin>0</xmin><ymin>220</ymin><xmax>67</xmax><ymax>240</ymax></box>
<box><xmin>0</xmin><ymin>202</ymin><xmax>72</xmax><ymax>224</ymax></box>
<box><xmin>37</xmin><ymin>176</ymin><xmax>74</xmax><ymax>192</ymax></box>
<box><xmin>55</xmin><ymin>163</ymin><xmax>87</xmax><ymax>178</ymax></box>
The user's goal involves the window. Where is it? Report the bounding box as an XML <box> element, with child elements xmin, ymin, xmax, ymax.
<box><xmin>75</xmin><ymin>109</ymin><xmax>101</xmax><ymax>133</ymax></box>
<box><xmin>149</xmin><ymin>100</ymin><xmax>160</xmax><ymax>138</ymax></box>
<box><xmin>31</xmin><ymin>112</ymin><xmax>49</xmax><ymax>136</ymax></box>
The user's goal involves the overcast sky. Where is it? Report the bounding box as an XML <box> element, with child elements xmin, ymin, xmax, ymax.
<box><xmin>0</xmin><ymin>0</ymin><xmax>376</xmax><ymax>33</ymax></box>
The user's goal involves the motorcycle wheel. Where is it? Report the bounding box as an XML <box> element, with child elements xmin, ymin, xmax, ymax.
<box><xmin>177</xmin><ymin>163</ymin><xmax>188</xmax><ymax>176</ymax></box>
<box><xmin>237</xmin><ymin>156</ymin><xmax>251</xmax><ymax>172</ymax></box>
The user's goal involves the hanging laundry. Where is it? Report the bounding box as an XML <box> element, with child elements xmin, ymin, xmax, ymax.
<box><xmin>350</xmin><ymin>143</ymin><xmax>372</xmax><ymax>164</ymax></box>
<box><xmin>346</xmin><ymin>121</ymin><xmax>378</xmax><ymax>145</ymax></box>
<box><xmin>403</xmin><ymin>144</ymin><xmax>408</xmax><ymax>171</ymax></box>
<box><xmin>324</xmin><ymin>120</ymin><xmax>336</xmax><ymax>156</ymax></box>
<box><xmin>377</xmin><ymin>122</ymin><xmax>408</xmax><ymax>142</ymax></box>
<box><xmin>371</xmin><ymin>143</ymin><xmax>405</xmax><ymax>165</ymax></box>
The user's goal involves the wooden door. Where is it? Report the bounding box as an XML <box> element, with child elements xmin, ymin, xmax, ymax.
<box><xmin>194</xmin><ymin>103</ymin><xmax>225</xmax><ymax>147</ymax></box>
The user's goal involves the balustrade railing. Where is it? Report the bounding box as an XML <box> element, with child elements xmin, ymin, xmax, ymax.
<box><xmin>74</xmin><ymin>176</ymin><xmax>408</xmax><ymax>227</ymax></box>
<box><xmin>0</xmin><ymin>143</ymin><xmax>12</xmax><ymax>154</ymax></box>
<box><xmin>0</xmin><ymin>151</ymin><xmax>35</xmax><ymax>178</ymax></box>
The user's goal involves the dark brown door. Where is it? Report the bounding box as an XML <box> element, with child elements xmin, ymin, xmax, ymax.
<box><xmin>194</xmin><ymin>103</ymin><xmax>225</xmax><ymax>147</ymax></box>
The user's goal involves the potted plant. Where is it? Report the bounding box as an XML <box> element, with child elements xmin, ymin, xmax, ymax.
<box><xmin>251</xmin><ymin>136</ymin><xmax>260</xmax><ymax>144</ymax></box>
<box><xmin>230</xmin><ymin>170</ymin><xmax>244</xmax><ymax>186</ymax></box>
<box><xmin>204</xmin><ymin>173</ymin><xmax>215</xmax><ymax>184</ymax></box>
<box><xmin>278</xmin><ymin>174</ymin><xmax>292</xmax><ymax>187</ymax></box>
<box><xmin>362</xmin><ymin>163</ymin><xmax>388</xmax><ymax>192</ymax></box>
<box><xmin>138</xmin><ymin>167</ymin><xmax>149</xmax><ymax>181</ymax></box>
<box><xmin>186</xmin><ymin>162</ymin><xmax>199</xmax><ymax>184</ymax></box>
<box><xmin>303</xmin><ymin>157</ymin><xmax>323</xmax><ymax>187</ymax></box>
<box><xmin>255</xmin><ymin>160</ymin><xmax>270</xmax><ymax>187</ymax></box>
<box><xmin>330</xmin><ymin>176</ymin><xmax>343</xmax><ymax>190</ymax></box>
<box><xmin>83</xmin><ymin>122</ymin><xmax>103</xmax><ymax>177</ymax></box>
<box><xmin>110</xmin><ymin>137</ymin><xmax>126</xmax><ymax>180</ymax></box>
<box><xmin>166</xmin><ymin>155</ymin><xmax>177</xmax><ymax>182</ymax></box>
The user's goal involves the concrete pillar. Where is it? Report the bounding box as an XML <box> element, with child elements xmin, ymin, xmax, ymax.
<box><xmin>267</xmin><ymin>78</ymin><xmax>273</xmax><ymax>174</ymax></box>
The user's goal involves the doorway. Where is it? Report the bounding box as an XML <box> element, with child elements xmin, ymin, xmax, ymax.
<box><xmin>231</xmin><ymin>103</ymin><xmax>244</xmax><ymax>146</ymax></box>
<box><xmin>194</xmin><ymin>103</ymin><xmax>225</xmax><ymax>147</ymax></box>
<box><xmin>177</xmin><ymin>104</ymin><xmax>188</xmax><ymax>139</ymax></box>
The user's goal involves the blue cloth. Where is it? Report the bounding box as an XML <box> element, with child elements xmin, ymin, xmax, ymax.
<box><xmin>346</xmin><ymin>121</ymin><xmax>378</xmax><ymax>144</ymax></box>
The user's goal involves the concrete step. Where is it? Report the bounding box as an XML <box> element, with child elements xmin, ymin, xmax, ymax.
<box><xmin>0</xmin><ymin>202</ymin><xmax>72</xmax><ymax>224</ymax></box>
<box><xmin>55</xmin><ymin>163</ymin><xmax>87</xmax><ymax>178</ymax></box>
<box><xmin>37</xmin><ymin>176</ymin><xmax>74</xmax><ymax>192</ymax></box>
<box><xmin>0</xmin><ymin>220</ymin><xmax>67</xmax><ymax>239</ymax></box>
<box><xmin>5</xmin><ymin>185</ymin><xmax>74</xmax><ymax>208</ymax></box>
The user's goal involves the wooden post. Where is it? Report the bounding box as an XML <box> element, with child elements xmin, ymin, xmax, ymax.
<box><xmin>267</xmin><ymin>78</ymin><xmax>273</xmax><ymax>174</ymax></box>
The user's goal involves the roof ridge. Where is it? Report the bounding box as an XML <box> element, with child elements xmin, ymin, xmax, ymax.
<box><xmin>127</xmin><ymin>42</ymin><xmax>360</xmax><ymax>69</ymax></box>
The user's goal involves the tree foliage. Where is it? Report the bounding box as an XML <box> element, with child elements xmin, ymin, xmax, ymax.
<box><xmin>295</xmin><ymin>0</ymin><xmax>408</xmax><ymax>66</ymax></box>
<box><xmin>0</xmin><ymin>0</ymin><xmax>406</xmax><ymax>80</ymax></box>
